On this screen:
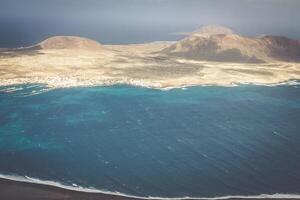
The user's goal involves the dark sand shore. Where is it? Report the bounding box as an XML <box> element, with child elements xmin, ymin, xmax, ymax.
<box><xmin>0</xmin><ymin>178</ymin><xmax>299</xmax><ymax>200</ymax></box>
<box><xmin>0</xmin><ymin>178</ymin><xmax>137</xmax><ymax>200</ymax></box>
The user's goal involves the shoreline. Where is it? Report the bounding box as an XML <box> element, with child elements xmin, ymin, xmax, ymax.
<box><xmin>0</xmin><ymin>175</ymin><xmax>299</xmax><ymax>200</ymax></box>
<box><xmin>1</xmin><ymin>42</ymin><xmax>300</xmax><ymax>92</ymax></box>
<box><xmin>0</xmin><ymin>79</ymin><xmax>299</xmax><ymax>93</ymax></box>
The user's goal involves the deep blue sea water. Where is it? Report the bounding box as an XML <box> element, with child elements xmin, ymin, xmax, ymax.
<box><xmin>0</xmin><ymin>84</ymin><xmax>300</xmax><ymax>198</ymax></box>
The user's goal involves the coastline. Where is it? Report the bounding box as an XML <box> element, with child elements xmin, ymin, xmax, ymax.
<box><xmin>0</xmin><ymin>175</ymin><xmax>299</xmax><ymax>200</ymax></box>
<box><xmin>0</xmin><ymin>78</ymin><xmax>299</xmax><ymax>93</ymax></box>
<box><xmin>0</xmin><ymin>177</ymin><xmax>136</xmax><ymax>200</ymax></box>
<box><xmin>1</xmin><ymin>42</ymin><xmax>300</xmax><ymax>91</ymax></box>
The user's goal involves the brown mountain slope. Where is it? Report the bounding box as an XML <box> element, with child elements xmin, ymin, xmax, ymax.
<box><xmin>38</xmin><ymin>36</ymin><xmax>103</xmax><ymax>50</ymax></box>
<box><xmin>261</xmin><ymin>35</ymin><xmax>300</xmax><ymax>61</ymax></box>
<box><xmin>162</xmin><ymin>25</ymin><xmax>300</xmax><ymax>63</ymax></box>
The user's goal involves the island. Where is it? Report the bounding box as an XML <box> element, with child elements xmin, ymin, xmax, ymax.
<box><xmin>1</xmin><ymin>25</ymin><xmax>300</xmax><ymax>90</ymax></box>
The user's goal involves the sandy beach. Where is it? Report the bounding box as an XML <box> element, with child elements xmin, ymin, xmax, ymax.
<box><xmin>0</xmin><ymin>177</ymin><xmax>136</xmax><ymax>200</ymax></box>
<box><xmin>0</xmin><ymin>177</ymin><xmax>299</xmax><ymax>200</ymax></box>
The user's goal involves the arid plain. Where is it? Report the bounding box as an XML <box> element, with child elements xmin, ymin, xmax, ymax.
<box><xmin>1</xmin><ymin>26</ymin><xmax>300</xmax><ymax>90</ymax></box>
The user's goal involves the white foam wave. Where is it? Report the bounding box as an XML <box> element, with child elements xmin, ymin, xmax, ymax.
<box><xmin>0</xmin><ymin>84</ymin><xmax>53</xmax><ymax>96</ymax></box>
<box><xmin>0</xmin><ymin>86</ymin><xmax>24</xmax><ymax>93</ymax></box>
<box><xmin>18</xmin><ymin>88</ymin><xmax>53</xmax><ymax>97</ymax></box>
<box><xmin>0</xmin><ymin>174</ymin><xmax>299</xmax><ymax>199</ymax></box>
<box><xmin>1</xmin><ymin>79</ymin><xmax>299</xmax><ymax>93</ymax></box>
<box><xmin>156</xmin><ymin>80</ymin><xmax>300</xmax><ymax>91</ymax></box>
<box><xmin>238</xmin><ymin>80</ymin><xmax>300</xmax><ymax>87</ymax></box>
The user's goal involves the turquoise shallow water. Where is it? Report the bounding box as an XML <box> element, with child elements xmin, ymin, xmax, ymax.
<box><xmin>0</xmin><ymin>84</ymin><xmax>300</xmax><ymax>197</ymax></box>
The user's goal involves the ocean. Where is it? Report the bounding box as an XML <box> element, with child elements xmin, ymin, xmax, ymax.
<box><xmin>0</xmin><ymin>84</ymin><xmax>300</xmax><ymax>198</ymax></box>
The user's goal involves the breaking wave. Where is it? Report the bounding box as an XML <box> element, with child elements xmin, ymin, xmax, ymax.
<box><xmin>0</xmin><ymin>174</ymin><xmax>299</xmax><ymax>200</ymax></box>
<box><xmin>0</xmin><ymin>84</ymin><xmax>52</xmax><ymax>96</ymax></box>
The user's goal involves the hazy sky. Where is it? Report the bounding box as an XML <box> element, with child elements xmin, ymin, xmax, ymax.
<box><xmin>0</xmin><ymin>0</ymin><xmax>299</xmax><ymax>47</ymax></box>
